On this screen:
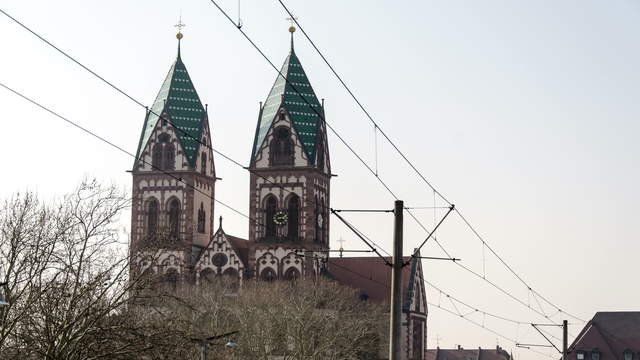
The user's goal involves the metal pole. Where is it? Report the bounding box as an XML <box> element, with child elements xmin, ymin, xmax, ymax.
<box><xmin>563</xmin><ymin>320</ymin><xmax>568</xmax><ymax>360</ymax></box>
<box><xmin>389</xmin><ymin>200</ymin><xmax>403</xmax><ymax>360</ymax></box>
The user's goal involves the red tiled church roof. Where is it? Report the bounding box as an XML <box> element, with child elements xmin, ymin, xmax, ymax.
<box><xmin>327</xmin><ymin>256</ymin><xmax>412</xmax><ymax>304</ymax></box>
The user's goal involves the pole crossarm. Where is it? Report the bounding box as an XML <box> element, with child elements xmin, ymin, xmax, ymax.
<box><xmin>416</xmin><ymin>256</ymin><xmax>461</xmax><ymax>262</ymax></box>
<box><xmin>404</xmin><ymin>204</ymin><xmax>455</xmax><ymax>267</ymax></box>
<box><xmin>330</xmin><ymin>208</ymin><xmax>391</xmax><ymax>266</ymax></box>
<box><xmin>532</xmin><ymin>324</ymin><xmax>562</xmax><ymax>354</ymax></box>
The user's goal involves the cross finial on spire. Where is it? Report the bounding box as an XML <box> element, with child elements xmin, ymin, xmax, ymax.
<box><xmin>337</xmin><ymin>236</ymin><xmax>346</xmax><ymax>258</ymax></box>
<box><xmin>286</xmin><ymin>15</ymin><xmax>297</xmax><ymax>51</ymax></box>
<box><xmin>175</xmin><ymin>15</ymin><xmax>186</xmax><ymax>40</ymax></box>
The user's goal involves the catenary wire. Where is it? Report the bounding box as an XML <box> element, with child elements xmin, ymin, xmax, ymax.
<box><xmin>1</xmin><ymin>5</ymin><xmax>583</xmax><ymax>325</ymax></box>
<box><xmin>0</xmin><ymin>8</ymin><xmax>330</xmax><ymax>222</ymax></box>
<box><xmin>274</xmin><ymin>0</ymin><xmax>585</xmax><ymax>324</ymax></box>
<box><xmin>298</xmin><ymin>252</ymin><xmax>555</xmax><ymax>359</ymax></box>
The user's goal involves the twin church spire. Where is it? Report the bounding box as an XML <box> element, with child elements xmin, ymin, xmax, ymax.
<box><xmin>131</xmin><ymin>21</ymin><xmax>330</xmax><ymax>282</ymax></box>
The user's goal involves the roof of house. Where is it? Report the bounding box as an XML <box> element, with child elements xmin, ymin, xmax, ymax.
<box><xmin>135</xmin><ymin>43</ymin><xmax>206</xmax><ymax>167</ymax></box>
<box><xmin>426</xmin><ymin>347</ymin><xmax>511</xmax><ymax>360</ymax></box>
<box><xmin>251</xmin><ymin>36</ymin><xmax>324</xmax><ymax>164</ymax></box>
<box><xmin>570</xmin><ymin>312</ymin><xmax>640</xmax><ymax>356</ymax></box>
<box><xmin>327</xmin><ymin>256</ymin><xmax>413</xmax><ymax>304</ymax></box>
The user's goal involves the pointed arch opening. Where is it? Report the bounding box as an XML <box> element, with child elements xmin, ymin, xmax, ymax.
<box><xmin>200</xmin><ymin>268</ymin><xmax>215</xmax><ymax>286</ymax></box>
<box><xmin>264</xmin><ymin>195</ymin><xmax>277</xmax><ymax>239</ymax></box>
<box><xmin>167</xmin><ymin>198</ymin><xmax>181</xmax><ymax>239</ymax></box>
<box><xmin>152</xmin><ymin>144</ymin><xmax>163</xmax><ymax>169</ymax></box>
<box><xmin>270</xmin><ymin>126</ymin><xmax>294</xmax><ymax>166</ymax></box>
<box><xmin>163</xmin><ymin>268</ymin><xmax>179</xmax><ymax>291</ymax></box>
<box><xmin>287</xmin><ymin>195</ymin><xmax>300</xmax><ymax>240</ymax></box>
<box><xmin>260</xmin><ymin>268</ymin><xmax>277</xmax><ymax>282</ymax></box>
<box><xmin>197</xmin><ymin>202</ymin><xmax>206</xmax><ymax>233</ymax></box>
<box><xmin>163</xmin><ymin>142</ymin><xmax>175</xmax><ymax>170</ymax></box>
<box><xmin>283</xmin><ymin>267</ymin><xmax>300</xmax><ymax>280</ymax></box>
<box><xmin>146</xmin><ymin>198</ymin><xmax>159</xmax><ymax>238</ymax></box>
<box><xmin>201</xmin><ymin>152</ymin><xmax>207</xmax><ymax>175</ymax></box>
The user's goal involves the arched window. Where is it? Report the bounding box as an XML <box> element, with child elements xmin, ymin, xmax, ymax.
<box><xmin>146</xmin><ymin>199</ymin><xmax>159</xmax><ymax>237</ymax></box>
<box><xmin>152</xmin><ymin>134</ymin><xmax>175</xmax><ymax>171</ymax></box>
<box><xmin>201</xmin><ymin>152</ymin><xmax>207</xmax><ymax>175</ymax></box>
<box><xmin>260</xmin><ymin>268</ymin><xmax>276</xmax><ymax>281</ymax></box>
<box><xmin>270</xmin><ymin>126</ymin><xmax>294</xmax><ymax>166</ymax></box>
<box><xmin>264</xmin><ymin>196</ymin><xmax>277</xmax><ymax>238</ymax></box>
<box><xmin>320</xmin><ymin>198</ymin><xmax>326</xmax><ymax>244</ymax></box>
<box><xmin>200</xmin><ymin>268</ymin><xmax>215</xmax><ymax>286</ymax></box>
<box><xmin>152</xmin><ymin>144</ymin><xmax>163</xmax><ymax>169</ymax></box>
<box><xmin>163</xmin><ymin>142</ymin><xmax>175</xmax><ymax>170</ymax></box>
<box><xmin>197</xmin><ymin>202</ymin><xmax>205</xmax><ymax>233</ymax></box>
<box><xmin>283</xmin><ymin>267</ymin><xmax>300</xmax><ymax>280</ymax></box>
<box><xmin>168</xmin><ymin>199</ymin><xmax>180</xmax><ymax>238</ymax></box>
<box><xmin>164</xmin><ymin>268</ymin><xmax>179</xmax><ymax>291</ymax></box>
<box><xmin>314</xmin><ymin>195</ymin><xmax>319</xmax><ymax>242</ymax></box>
<box><xmin>287</xmin><ymin>195</ymin><xmax>300</xmax><ymax>240</ymax></box>
<box><xmin>222</xmin><ymin>268</ymin><xmax>239</xmax><ymax>289</ymax></box>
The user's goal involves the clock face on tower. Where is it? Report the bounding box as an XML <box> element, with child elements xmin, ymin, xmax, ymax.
<box><xmin>273</xmin><ymin>211</ymin><xmax>288</xmax><ymax>225</ymax></box>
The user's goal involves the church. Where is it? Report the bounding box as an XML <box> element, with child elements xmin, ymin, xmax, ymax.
<box><xmin>129</xmin><ymin>25</ymin><xmax>428</xmax><ymax>359</ymax></box>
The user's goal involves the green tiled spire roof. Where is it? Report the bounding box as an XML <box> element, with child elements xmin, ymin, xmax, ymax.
<box><xmin>136</xmin><ymin>46</ymin><xmax>206</xmax><ymax>167</ymax></box>
<box><xmin>252</xmin><ymin>41</ymin><xmax>324</xmax><ymax>163</ymax></box>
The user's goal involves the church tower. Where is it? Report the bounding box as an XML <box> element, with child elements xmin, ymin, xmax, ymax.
<box><xmin>247</xmin><ymin>26</ymin><xmax>331</xmax><ymax>280</ymax></box>
<box><xmin>130</xmin><ymin>29</ymin><xmax>216</xmax><ymax>281</ymax></box>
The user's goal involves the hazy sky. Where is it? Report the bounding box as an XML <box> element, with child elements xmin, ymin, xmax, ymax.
<box><xmin>1</xmin><ymin>0</ymin><xmax>638</xmax><ymax>358</ymax></box>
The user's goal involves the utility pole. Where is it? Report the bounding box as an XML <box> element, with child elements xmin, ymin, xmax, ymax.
<box><xmin>563</xmin><ymin>320</ymin><xmax>568</xmax><ymax>360</ymax></box>
<box><xmin>389</xmin><ymin>200</ymin><xmax>403</xmax><ymax>360</ymax></box>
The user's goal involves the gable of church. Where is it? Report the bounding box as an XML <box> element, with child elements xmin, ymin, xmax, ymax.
<box><xmin>194</xmin><ymin>228</ymin><xmax>247</xmax><ymax>283</ymax></box>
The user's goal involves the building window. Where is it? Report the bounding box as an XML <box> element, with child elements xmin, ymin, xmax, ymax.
<box><xmin>287</xmin><ymin>195</ymin><xmax>300</xmax><ymax>240</ymax></box>
<box><xmin>314</xmin><ymin>195</ymin><xmax>319</xmax><ymax>243</ymax></box>
<box><xmin>577</xmin><ymin>351</ymin><xmax>585</xmax><ymax>360</ymax></box>
<box><xmin>270</xmin><ymin>126</ymin><xmax>294</xmax><ymax>166</ymax></box>
<box><xmin>201</xmin><ymin>152</ymin><xmax>207</xmax><ymax>175</ymax></box>
<box><xmin>146</xmin><ymin>199</ymin><xmax>159</xmax><ymax>237</ymax></box>
<box><xmin>168</xmin><ymin>199</ymin><xmax>180</xmax><ymax>238</ymax></box>
<box><xmin>163</xmin><ymin>142</ymin><xmax>175</xmax><ymax>170</ymax></box>
<box><xmin>164</xmin><ymin>268</ymin><xmax>178</xmax><ymax>291</ymax></box>
<box><xmin>152</xmin><ymin>144</ymin><xmax>163</xmax><ymax>169</ymax></box>
<box><xmin>624</xmin><ymin>350</ymin><xmax>633</xmax><ymax>360</ymax></box>
<box><xmin>283</xmin><ymin>267</ymin><xmax>300</xmax><ymax>280</ymax></box>
<box><xmin>260</xmin><ymin>268</ymin><xmax>276</xmax><ymax>281</ymax></box>
<box><xmin>197</xmin><ymin>202</ymin><xmax>206</xmax><ymax>233</ymax></box>
<box><xmin>412</xmin><ymin>319</ymin><xmax>424</xmax><ymax>360</ymax></box>
<box><xmin>152</xmin><ymin>134</ymin><xmax>175</xmax><ymax>171</ymax></box>
<box><xmin>264</xmin><ymin>196</ymin><xmax>277</xmax><ymax>238</ymax></box>
<box><xmin>592</xmin><ymin>350</ymin><xmax>601</xmax><ymax>360</ymax></box>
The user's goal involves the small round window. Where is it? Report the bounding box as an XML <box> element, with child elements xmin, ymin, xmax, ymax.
<box><xmin>212</xmin><ymin>253</ymin><xmax>228</xmax><ymax>267</ymax></box>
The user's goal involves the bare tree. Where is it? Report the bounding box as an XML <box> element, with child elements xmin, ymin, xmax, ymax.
<box><xmin>137</xmin><ymin>278</ymin><xmax>388</xmax><ymax>360</ymax></box>
<box><xmin>0</xmin><ymin>179</ymin><xmax>169</xmax><ymax>359</ymax></box>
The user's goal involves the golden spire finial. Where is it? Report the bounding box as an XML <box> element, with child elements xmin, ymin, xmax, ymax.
<box><xmin>286</xmin><ymin>15</ymin><xmax>298</xmax><ymax>33</ymax></box>
<box><xmin>175</xmin><ymin>15</ymin><xmax>186</xmax><ymax>39</ymax></box>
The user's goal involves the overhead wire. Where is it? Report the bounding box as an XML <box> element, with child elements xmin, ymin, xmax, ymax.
<box><xmin>274</xmin><ymin>0</ymin><xmax>585</xmax><ymax>324</ymax></box>
<box><xmin>297</xmin><ymin>252</ymin><xmax>555</xmax><ymax>359</ymax></box>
